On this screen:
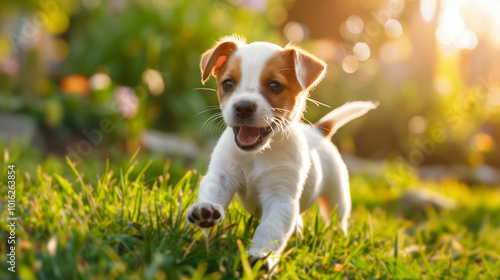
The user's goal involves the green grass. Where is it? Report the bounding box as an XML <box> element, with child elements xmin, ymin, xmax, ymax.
<box><xmin>1</xmin><ymin>148</ymin><xmax>500</xmax><ymax>280</ymax></box>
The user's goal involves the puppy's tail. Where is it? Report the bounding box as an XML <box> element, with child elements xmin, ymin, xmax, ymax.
<box><xmin>315</xmin><ymin>101</ymin><xmax>378</xmax><ymax>138</ymax></box>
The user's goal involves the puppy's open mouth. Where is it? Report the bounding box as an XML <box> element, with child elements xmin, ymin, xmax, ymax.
<box><xmin>232</xmin><ymin>126</ymin><xmax>272</xmax><ymax>150</ymax></box>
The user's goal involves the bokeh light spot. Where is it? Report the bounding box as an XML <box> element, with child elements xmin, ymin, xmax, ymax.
<box><xmin>284</xmin><ymin>21</ymin><xmax>306</xmax><ymax>43</ymax></box>
<box><xmin>0</xmin><ymin>58</ymin><xmax>19</xmax><ymax>76</ymax></box>
<box><xmin>455</xmin><ymin>29</ymin><xmax>478</xmax><ymax>49</ymax></box>
<box><xmin>436</xmin><ymin>9</ymin><xmax>464</xmax><ymax>46</ymax></box>
<box><xmin>43</xmin><ymin>10</ymin><xmax>70</xmax><ymax>35</ymax></box>
<box><xmin>339</xmin><ymin>22</ymin><xmax>350</xmax><ymax>39</ymax></box>
<box><xmin>114</xmin><ymin>86</ymin><xmax>139</xmax><ymax>118</ymax></box>
<box><xmin>353</xmin><ymin>42</ymin><xmax>370</xmax><ymax>61</ymax></box>
<box><xmin>61</xmin><ymin>75</ymin><xmax>89</xmax><ymax>96</ymax></box>
<box><xmin>473</xmin><ymin>133</ymin><xmax>493</xmax><ymax>152</ymax></box>
<box><xmin>385</xmin><ymin>19</ymin><xmax>403</xmax><ymax>39</ymax></box>
<box><xmin>434</xmin><ymin>76</ymin><xmax>453</xmax><ymax>95</ymax></box>
<box><xmin>420</xmin><ymin>0</ymin><xmax>437</xmax><ymax>22</ymax></box>
<box><xmin>408</xmin><ymin>116</ymin><xmax>427</xmax><ymax>134</ymax></box>
<box><xmin>143</xmin><ymin>69</ymin><xmax>165</xmax><ymax>96</ymax></box>
<box><xmin>342</xmin><ymin>55</ymin><xmax>359</xmax><ymax>74</ymax></box>
<box><xmin>346</xmin><ymin>15</ymin><xmax>364</xmax><ymax>35</ymax></box>
<box><xmin>89</xmin><ymin>73</ymin><xmax>111</xmax><ymax>91</ymax></box>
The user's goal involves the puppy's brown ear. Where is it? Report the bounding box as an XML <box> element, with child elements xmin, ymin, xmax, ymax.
<box><xmin>200</xmin><ymin>36</ymin><xmax>246</xmax><ymax>84</ymax></box>
<box><xmin>285</xmin><ymin>44</ymin><xmax>326</xmax><ymax>90</ymax></box>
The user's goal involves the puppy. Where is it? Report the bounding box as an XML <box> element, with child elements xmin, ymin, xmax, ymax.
<box><xmin>187</xmin><ymin>35</ymin><xmax>377</xmax><ymax>272</ymax></box>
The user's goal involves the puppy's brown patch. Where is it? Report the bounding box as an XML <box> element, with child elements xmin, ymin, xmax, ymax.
<box><xmin>259</xmin><ymin>49</ymin><xmax>304</xmax><ymax>119</ymax></box>
<box><xmin>217</xmin><ymin>56</ymin><xmax>242</xmax><ymax>104</ymax></box>
<box><xmin>285</xmin><ymin>44</ymin><xmax>327</xmax><ymax>90</ymax></box>
<box><xmin>200</xmin><ymin>41</ymin><xmax>239</xmax><ymax>83</ymax></box>
<box><xmin>200</xmin><ymin>35</ymin><xmax>246</xmax><ymax>83</ymax></box>
<box><xmin>315</xmin><ymin>119</ymin><xmax>336</xmax><ymax>137</ymax></box>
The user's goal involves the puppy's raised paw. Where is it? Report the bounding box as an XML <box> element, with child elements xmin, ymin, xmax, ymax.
<box><xmin>248</xmin><ymin>254</ymin><xmax>270</xmax><ymax>273</ymax></box>
<box><xmin>186</xmin><ymin>202</ymin><xmax>224</xmax><ymax>228</ymax></box>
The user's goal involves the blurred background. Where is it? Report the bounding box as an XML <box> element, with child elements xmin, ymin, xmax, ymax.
<box><xmin>1</xmin><ymin>0</ymin><xmax>499</xmax><ymax>185</ymax></box>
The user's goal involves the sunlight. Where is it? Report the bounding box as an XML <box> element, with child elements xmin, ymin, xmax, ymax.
<box><xmin>434</xmin><ymin>0</ymin><xmax>500</xmax><ymax>49</ymax></box>
<box><xmin>435</xmin><ymin>1</ymin><xmax>465</xmax><ymax>46</ymax></box>
<box><xmin>420</xmin><ymin>0</ymin><xmax>437</xmax><ymax>22</ymax></box>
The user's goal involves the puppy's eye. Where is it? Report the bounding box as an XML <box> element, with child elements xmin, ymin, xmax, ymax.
<box><xmin>222</xmin><ymin>79</ymin><xmax>234</xmax><ymax>92</ymax></box>
<box><xmin>269</xmin><ymin>81</ymin><xmax>284</xmax><ymax>94</ymax></box>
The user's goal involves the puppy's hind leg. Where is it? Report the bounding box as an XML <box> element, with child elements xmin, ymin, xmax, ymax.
<box><xmin>295</xmin><ymin>215</ymin><xmax>304</xmax><ymax>239</ymax></box>
<box><xmin>313</xmin><ymin>101</ymin><xmax>377</xmax><ymax>233</ymax></box>
<box><xmin>318</xmin><ymin>162</ymin><xmax>351</xmax><ymax>235</ymax></box>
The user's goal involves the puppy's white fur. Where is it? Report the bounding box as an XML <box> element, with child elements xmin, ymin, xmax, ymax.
<box><xmin>187</xmin><ymin>35</ymin><xmax>377</xmax><ymax>271</ymax></box>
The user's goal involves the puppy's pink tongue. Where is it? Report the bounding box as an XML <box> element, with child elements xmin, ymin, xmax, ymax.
<box><xmin>237</xmin><ymin>126</ymin><xmax>260</xmax><ymax>146</ymax></box>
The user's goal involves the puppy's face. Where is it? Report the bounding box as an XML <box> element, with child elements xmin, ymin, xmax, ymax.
<box><xmin>200</xmin><ymin>36</ymin><xmax>326</xmax><ymax>151</ymax></box>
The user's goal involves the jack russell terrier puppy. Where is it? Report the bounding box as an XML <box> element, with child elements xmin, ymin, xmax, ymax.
<box><xmin>187</xmin><ymin>35</ymin><xmax>377</xmax><ymax>272</ymax></box>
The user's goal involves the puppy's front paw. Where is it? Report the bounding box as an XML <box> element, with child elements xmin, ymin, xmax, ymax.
<box><xmin>248</xmin><ymin>253</ymin><xmax>271</xmax><ymax>273</ymax></box>
<box><xmin>186</xmin><ymin>202</ymin><xmax>224</xmax><ymax>228</ymax></box>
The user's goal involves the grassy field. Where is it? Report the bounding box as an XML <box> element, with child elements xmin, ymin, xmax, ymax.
<box><xmin>1</xmin><ymin>147</ymin><xmax>500</xmax><ymax>279</ymax></box>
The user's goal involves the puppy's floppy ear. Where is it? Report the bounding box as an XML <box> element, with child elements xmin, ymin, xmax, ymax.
<box><xmin>200</xmin><ymin>35</ymin><xmax>246</xmax><ymax>84</ymax></box>
<box><xmin>285</xmin><ymin>43</ymin><xmax>327</xmax><ymax>90</ymax></box>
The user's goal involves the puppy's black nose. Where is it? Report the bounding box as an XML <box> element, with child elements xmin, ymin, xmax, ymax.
<box><xmin>234</xmin><ymin>102</ymin><xmax>255</xmax><ymax>119</ymax></box>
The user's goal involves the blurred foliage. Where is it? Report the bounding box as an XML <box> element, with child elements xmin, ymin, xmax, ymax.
<box><xmin>0</xmin><ymin>0</ymin><xmax>500</xmax><ymax>171</ymax></box>
<box><xmin>0</xmin><ymin>0</ymin><xmax>282</xmax><ymax>147</ymax></box>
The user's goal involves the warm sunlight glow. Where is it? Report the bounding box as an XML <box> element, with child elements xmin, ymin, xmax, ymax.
<box><xmin>435</xmin><ymin>7</ymin><xmax>464</xmax><ymax>46</ymax></box>
<box><xmin>420</xmin><ymin>0</ymin><xmax>437</xmax><ymax>22</ymax></box>
<box><xmin>435</xmin><ymin>0</ymin><xmax>500</xmax><ymax>49</ymax></box>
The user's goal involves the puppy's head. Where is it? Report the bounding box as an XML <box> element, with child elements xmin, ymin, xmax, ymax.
<box><xmin>200</xmin><ymin>35</ymin><xmax>326</xmax><ymax>151</ymax></box>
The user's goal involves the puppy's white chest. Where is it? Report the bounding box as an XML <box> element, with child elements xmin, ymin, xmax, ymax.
<box><xmin>232</xmin><ymin>156</ymin><xmax>268</xmax><ymax>213</ymax></box>
<box><xmin>232</xmin><ymin>137</ymin><xmax>309</xmax><ymax>213</ymax></box>
<box><xmin>236</xmin><ymin>152</ymin><xmax>274</xmax><ymax>189</ymax></box>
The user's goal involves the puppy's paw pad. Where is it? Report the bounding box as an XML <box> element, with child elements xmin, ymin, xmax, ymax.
<box><xmin>187</xmin><ymin>203</ymin><xmax>224</xmax><ymax>228</ymax></box>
